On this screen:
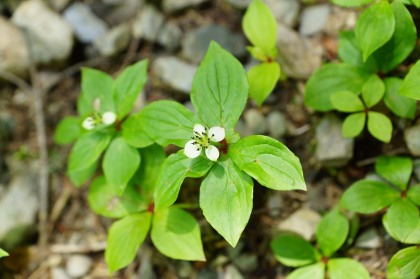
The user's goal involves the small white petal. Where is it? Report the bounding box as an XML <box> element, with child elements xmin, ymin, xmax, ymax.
<box><xmin>184</xmin><ymin>140</ymin><xmax>202</xmax><ymax>159</ymax></box>
<box><xmin>208</xmin><ymin>126</ymin><xmax>225</xmax><ymax>142</ymax></box>
<box><xmin>102</xmin><ymin>111</ymin><xmax>117</xmax><ymax>125</ymax></box>
<box><xmin>82</xmin><ymin>117</ymin><xmax>95</xmax><ymax>130</ymax></box>
<box><xmin>205</xmin><ymin>145</ymin><xmax>220</xmax><ymax>161</ymax></box>
<box><xmin>193</xmin><ymin>124</ymin><xmax>206</xmax><ymax>135</ymax></box>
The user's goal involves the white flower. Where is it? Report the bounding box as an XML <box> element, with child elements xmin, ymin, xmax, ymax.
<box><xmin>184</xmin><ymin>124</ymin><xmax>225</xmax><ymax>161</ymax></box>
<box><xmin>82</xmin><ymin>117</ymin><xmax>95</xmax><ymax>130</ymax></box>
<box><xmin>102</xmin><ymin>111</ymin><xmax>117</xmax><ymax>125</ymax></box>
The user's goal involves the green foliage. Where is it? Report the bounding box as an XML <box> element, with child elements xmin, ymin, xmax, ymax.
<box><xmin>387</xmin><ymin>246</ymin><xmax>420</xmax><ymax>279</ymax></box>
<box><xmin>383</xmin><ymin>78</ymin><xmax>416</xmax><ymax>119</ymax></box>
<box><xmin>247</xmin><ymin>62</ymin><xmax>281</xmax><ymax>106</ymax></box>
<box><xmin>330</xmin><ymin>0</ymin><xmax>373</xmax><ymax>7</ymax></box>
<box><xmin>0</xmin><ymin>248</ymin><xmax>8</xmax><ymax>258</ymax></box>
<box><xmin>327</xmin><ymin>258</ymin><xmax>370</xmax><ymax>279</ymax></box>
<box><xmin>54</xmin><ymin>116</ymin><xmax>82</xmax><ymax>145</ymax></box>
<box><xmin>316</xmin><ymin>209</ymin><xmax>349</xmax><ymax>257</ymax></box>
<box><xmin>399</xmin><ymin>60</ymin><xmax>420</xmax><ymax>100</ymax></box>
<box><xmin>367</xmin><ymin>111</ymin><xmax>392</xmax><ymax>143</ymax></box>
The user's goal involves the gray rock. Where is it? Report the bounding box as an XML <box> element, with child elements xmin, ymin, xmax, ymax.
<box><xmin>182</xmin><ymin>24</ymin><xmax>247</xmax><ymax>64</ymax></box>
<box><xmin>106</xmin><ymin>0</ymin><xmax>145</xmax><ymax>26</ymax></box>
<box><xmin>0</xmin><ymin>16</ymin><xmax>29</xmax><ymax>77</ymax></box>
<box><xmin>0</xmin><ymin>172</ymin><xmax>39</xmax><ymax>241</ymax></box>
<box><xmin>244</xmin><ymin>109</ymin><xmax>267</xmax><ymax>135</ymax></box>
<box><xmin>162</xmin><ymin>0</ymin><xmax>209</xmax><ymax>13</ymax></box>
<box><xmin>94</xmin><ymin>24</ymin><xmax>130</xmax><ymax>57</ymax></box>
<box><xmin>405</xmin><ymin>125</ymin><xmax>420</xmax><ymax>156</ymax></box>
<box><xmin>276</xmin><ymin>23</ymin><xmax>323</xmax><ymax>79</ymax></box>
<box><xmin>157</xmin><ymin>21</ymin><xmax>183</xmax><ymax>50</ymax></box>
<box><xmin>132</xmin><ymin>5</ymin><xmax>164</xmax><ymax>42</ymax></box>
<box><xmin>66</xmin><ymin>255</ymin><xmax>93</xmax><ymax>278</ymax></box>
<box><xmin>196</xmin><ymin>268</ymin><xmax>218</xmax><ymax>279</ymax></box>
<box><xmin>48</xmin><ymin>0</ymin><xmax>71</xmax><ymax>11</ymax></box>
<box><xmin>267</xmin><ymin>192</ymin><xmax>284</xmax><ymax>217</ymax></box>
<box><xmin>267</xmin><ymin>111</ymin><xmax>287</xmax><ymax>138</ymax></box>
<box><xmin>233</xmin><ymin>254</ymin><xmax>258</xmax><ymax>272</ymax></box>
<box><xmin>136</xmin><ymin>245</ymin><xmax>156</xmax><ymax>279</ymax></box>
<box><xmin>177</xmin><ymin>261</ymin><xmax>193</xmax><ymax>278</ymax></box>
<box><xmin>63</xmin><ymin>2</ymin><xmax>108</xmax><ymax>44</ymax></box>
<box><xmin>277</xmin><ymin>208</ymin><xmax>321</xmax><ymax>240</ymax></box>
<box><xmin>299</xmin><ymin>4</ymin><xmax>331</xmax><ymax>36</ymax></box>
<box><xmin>315</xmin><ymin>115</ymin><xmax>354</xmax><ymax>167</ymax></box>
<box><xmin>226</xmin><ymin>0</ymin><xmax>251</xmax><ymax>9</ymax></box>
<box><xmin>12</xmin><ymin>0</ymin><xmax>74</xmax><ymax>65</ymax></box>
<box><xmin>225</xmin><ymin>265</ymin><xmax>244</xmax><ymax>279</ymax></box>
<box><xmin>265</xmin><ymin>0</ymin><xmax>300</xmax><ymax>27</ymax></box>
<box><xmin>324</xmin><ymin>6</ymin><xmax>357</xmax><ymax>36</ymax></box>
<box><xmin>355</xmin><ymin>229</ymin><xmax>382</xmax><ymax>249</ymax></box>
<box><xmin>153</xmin><ymin>56</ymin><xmax>197</xmax><ymax>93</ymax></box>
<box><xmin>51</xmin><ymin>267</ymin><xmax>71</xmax><ymax>279</ymax></box>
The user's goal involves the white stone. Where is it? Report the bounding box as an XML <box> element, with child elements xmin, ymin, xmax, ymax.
<box><xmin>267</xmin><ymin>111</ymin><xmax>287</xmax><ymax>138</ymax></box>
<box><xmin>278</xmin><ymin>208</ymin><xmax>321</xmax><ymax>240</ymax></box>
<box><xmin>132</xmin><ymin>5</ymin><xmax>164</xmax><ymax>42</ymax></box>
<box><xmin>244</xmin><ymin>109</ymin><xmax>267</xmax><ymax>135</ymax></box>
<box><xmin>157</xmin><ymin>22</ymin><xmax>183</xmax><ymax>50</ymax></box>
<box><xmin>12</xmin><ymin>0</ymin><xmax>74</xmax><ymax>65</ymax></box>
<box><xmin>405</xmin><ymin>125</ymin><xmax>420</xmax><ymax>156</ymax></box>
<box><xmin>355</xmin><ymin>229</ymin><xmax>382</xmax><ymax>249</ymax></box>
<box><xmin>94</xmin><ymin>24</ymin><xmax>130</xmax><ymax>57</ymax></box>
<box><xmin>66</xmin><ymin>255</ymin><xmax>93</xmax><ymax>278</ymax></box>
<box><xmin>299</xmin><ymin>4</ymin><xmax>331</xmax><ymax>36</ymax></box>
<box><xmin>265</xmin><ymin>0</ymin><xmax>300</xmax><ymax>27</ymax></box>
<box><xmin>153</xmin><ymin>56</ymin><xmax>197</xmax><ymax>93</ymax></box>
<box><xmin>0</xmin><ymin>16</ymin><xmax>29</xmax><ymax>77</ymax></box>
<box><xmin>51</xmin><ymin>267</ymin><xmax>71</xmax><ymax>279</ymax></box>
<box><xmin>63</xmin><ymin>2</ymin><xmax>108</xmax><ymax>43</ymax></box>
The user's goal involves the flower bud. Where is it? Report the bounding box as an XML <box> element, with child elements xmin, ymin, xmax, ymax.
<box><xmin>102</xmin><ymin>111</ymin><xmax>117</xmax><ymax>125</ymax></box>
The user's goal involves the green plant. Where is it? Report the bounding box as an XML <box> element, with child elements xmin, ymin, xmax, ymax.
<box><xmin>0</xmin><ymin>248</ymin><xmax>8</xmax><ymax>258</ymax></box>
<box><xmin>387</xmin><ymin>246</ymin><xmax>420</xmax><ymax>279</ymax></box>
<box><xmin>242</xmin><ymin>0</ymin><xmax>281</xmax><ymax>106</ymax></box>
<box><xmin>271</xmin><ymin>208</ymin><xmax>369</xmax><ymax>279</ymax></box>
<box><xmin>305</xmin><ymin>1</ymin><xmax>417</xmax><ymax>142</ymax></box>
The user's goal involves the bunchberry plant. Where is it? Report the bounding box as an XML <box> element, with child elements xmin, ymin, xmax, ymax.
<box><xmin>271</xmin><ymin>208</ymin><xmax>369</xmax><ymax>279</ymax></box>
<box><xmin>305</xmin><ymin>1</ymin><xmax>417</xmax><ymax>142</ymax></box>
<box><xmin>242</xmin><ymin>0</ymin><xmax>281</xmax><ymax>105</ymax></box>
<box><xmin>387</xmin><ymin>245</ymin><xmax>420</xmax><ymax>279</ymax></box>
<box><xmin>0</xmin><ymin>248</ymin><xmax>8</xmax><ymax>258</ymax></box>
<box><xmin>136</xmin><ymin>42</ymin><xmax>306</xmax><ymax>247</ymax></box>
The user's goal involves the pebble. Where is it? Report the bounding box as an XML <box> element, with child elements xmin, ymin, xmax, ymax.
<box><xmin>276</xmin><ymin>23</ymin><xmax>323</xmax><ymax>79</ymax></box>
<box><xmin>225</xmin><ymin>265</ymin><xmax>244</xmax><ymax>279</ymax></box>
<box><xmin>157</xmin><ymin>21</ymin><xmax>183</xmax><ymax>50</ymax></box>
<box><xmin>299</xmin><ymin>4</ymin><xmax>331</xmax><ymax>36</ymax></box>
<box><xmin>404</xmin><ymin>125</ymin><xmax>420</xmax><ymax>156</ymax></box>
<box><xmin>162</xmin><ymin>0</ymin><xmax>209</xmax><ymax>13</ymax></box>
<box><xmin>315</xmin><ymin>114</ymin><xmax>354</xmax><ymax>167</ymax></box>
<box><xmin>244</xmin><ymin>109</ymin><xmax>268</xmax><ymax>135</ymax></box>
<box><xmin>267</xmin><ymin>111</ymin><xmax>287</xmax><ymax>138</ymax></box>
<box><xmin>267</xmin><ymin>192</ymin><xmax>284</xmax><ymax>217</ymax></box>
<box><xmin>0</xmin><ymin>173</ymin><xmax>39</xmax><ymax>242</ymax></box>
<box><xmin>132</xmin><ymin>5</ymin><xmax>164</xmax><ymax>42</ymax></box>
<box><xmin>324</xmin><ymin>6</ymin><xmax>357</xmax><ymax>36</ymax></box>
<box><xmin>355</xmin><ymin>229</ymin><xmax>382</xmax><ymax>249</ymax></box>
<box><xmin>63</xmin><ymin>2</ymin><xmax>108</xmax><ymax>44</ymax></box>
<box><xmin>177</xmin><ymin>261</ymin><xmax>193</xmax><ymax>278</ymax></box>
<box><xmin>226</xmin><ymin>0</ymin><xmax>251</xmax><ymax>9</ymax></box>
<box><xmin>12</xmin><ymin>0</ymin><xmax>74</xmax><ymax>65</ymax></box>
<box><xmin>277</xmin><ymin>207</ymin><xmax>321</xmax><ymax>240</ymax></box>
<box><xmin>65</xmin><ymin>255</ymin><xmax>93</xmax><ymax>278</ymax></box>
<box><xmin>105</xmin><ymin>0</ymin><xmax>144</xmax><ymax>25</ymax></box>
<box><xmin>181</xmin><ymin>24</ymin><xmax>247</xmax><ymax>64</ymax></box>
<box><xmin>153</xmin><ymin>56</ymin><xmax>197</xmax><ymax>94</ymax></box>
<box><xmin>265</xmin><ymin>0</ymin><xmax>300</xmax><ymax>27</ymax></box>
<box><xmin>94</xmin><ymin>23</ymin><xmax>130</xmax><ymax>57</ymax></box>
<box><xmin>0</xmin><ymin>16</ymin><xmax>29</xmax><ymax>77</ymax></box>
<box><xmin>51</xmin><ymin>267</ymin><xmax>71</xmax><ymax>279</ymax></box>
<box><xmin>233</xmin><ymin>254</ymin><xmax>258</xmax><ymax>272</ymax></box>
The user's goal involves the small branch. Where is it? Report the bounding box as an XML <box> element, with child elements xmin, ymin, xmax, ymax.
<box><xmin>50</xmin><ymin>242</ymin><xmax>107</xmax><ymax>254</ymax></box>
<box><xmin>0</xmin><ymin>70</ymin><xmax>31</xmax><ymax>92</ymax></box>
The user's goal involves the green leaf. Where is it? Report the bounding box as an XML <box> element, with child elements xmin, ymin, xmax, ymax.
<box><xmin>154</xmin><ymin>152</ymin><xmax>213</xmax><ymax>211</ymax></box>
<box><xmin>0</xmin><ymin>248</ymin><xmax>8</xmax><ymax>258</ymax></box>
<box><xmin>229</xmin><ymin>135</ymin><xmax>306</xmax><ymax>191</ymax></box>
<box><xmin>330</xmin><ymin>91</ymin><xmax>364</xmax><ymax>112</ymax></box>
<box><xmin>191</xmin><ymin>41</ymin><xmax>248</xmax><ymax>130</ymax></box>
<box><xmin>384</xmin><ymin>78</ymin><xmax>416</xmax><ymax>119</ymax></box>
<box><xmin>78</xmin><ymin>68</ymin><xmax>114</xmax><ymax>115</ymax></box>
<box><xmin>372</xmin><ymin>2</ymin><xmax>417</xmax><ymax>73</ymax></box>
<box><xmin>270</xmin><ymin>233</ymin><xmax>319</xmax><ymax>267</ymax></box>
<box><xmin>68</xmin><ymin>161</ymin><xmax>98</xmax><ymax>187</ymax></box>
<box><xmin>342</xmin><ymin>112</ymin><xmax>366</xmax><ymax>138</ymax></box>
<box><xmin>328</xmin><ymin>258</ymin><xmax>370</xmax><ymax>279</ymax></box>
<box><xmin>340</xmin><ymin>179</ymin><xmax>400</xmax><ymax>214</ymax></box>
<box><xmin>387</xmin><ymin>246</ymin><xmax>420</xmax><ymax>279</ymax></box>
<box><xmin>105</xmin><ymin>212</ymin><xmax>151</xmax><ymax>273</ymax></box>
<box><xmin>248</xmin><ymin>62</ymin><xmax>280</xmax><ymax>106</ymax></box>
<box><xmin>247</xmin><ymin>46</ymin><xmax>270</xmax><ymax>61</ymax></box>
<box><xmin>103</xmin><ymin>136</ymin><xmax>141</xmax><ymax>195</ymax></box>
<box><xmin>330</xmin><ymin>0</ymin><xmax>373</xmax><ymax>7</ymax></box>
<box><xmin>88</xmin><ymin>176</ymin><xmax>147</xmax><ymax>218</ymax></box>
<box><xmin>383</xmin><ymin>199</ymin><xmax>419</xmax><ymax>243</ymax></box>
<box><xmin>288</xmin><ymin>263</ymin><xmax>325</xmax><ymax>279</ymax></box>
<box><xmin>405</xmin><ymin>221</ymin><xmax>420</xmax><ymax>244</ymax></box>
<box><xmin>338</xmin><ymin>31</ymin><xmax>378</xmax><ymax>72</ymax></box>
<box><xmin>242</xmin><ymin>0</ymin><xmax>277</xmax><ymax>59</ymax></box>
<box><xmin>367</xmin><ymin>111</ymin><xmax>392</xmax><ymax>143</ymax></box>
<box><xmin>54</xmin><ymin>116</ymin><xmax>82</xmax><ymax>145</ymax></box>
<box><xmin>304</xmin><ymin>63</ymin><xmax>370</xmax><ymax>111</ymax></box>
<box><xmin>316</xmin><ymin>209</ymin><xmax>349</xmax><ymax>257</ymax></box>
<box><xmin>151</xmin><ymin>207</ymin><xmax>205</xmax><ymax>261</ymax></box>
<box><xmin>121</xmin><ymin>113</ymin><xmax>154</xmax><ymax>148</ymax></box>
<box><xmin>138</xmin><ymin>100</ymin><xmax>200</xmax><ymax>148</ymax></box>
<box><xmin>113</xmin><ymin>59</ymin><xmax>148</xmax><ymax>119</ymax></box>
<box><xmin>200</xmin><ymin>159</ymin><xmax>253</xmax><ymax>247</ymax></box>
<box><xmin>361</xmin><ymin>75</ymin><xmax>385</xmax><ymax>108</ymax></box>
<box><xmin>68</xmin><ymin>131</ymin><xmax>113</xmax><ymax>185</ymax></box>
<box><xmin>399</xmin><ymin>60</ymin><xmax>420</xmax><ymax>100</ymax></box>
<box><xmin>413</xmin><ymin>0</ymin><xmax>420</xmax><ymax>7</ymax></box>
<box><xmin>408</xmin><ymin>184</ymin><xmax>420</xmax><ymax>206</ymax></box>
<box><xmin>375</xmin><ymin>156</ymin><xmax>412</xmax><ymax>191</ymax></box>
<box><xmin>355</xmin><ymin>1</ymin><xmax>395</xmax><ymax>61</ymax></box>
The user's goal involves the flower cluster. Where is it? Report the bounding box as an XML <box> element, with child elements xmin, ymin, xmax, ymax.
<box><xmin>82</xmin><ymin>111</ymin><xmax>117</xmax><ymax>130</ymax></box>
<box><xmin>184</xmin><ymin>124</ymin><xmax>225</xmax><ymax>161</ymax></box>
